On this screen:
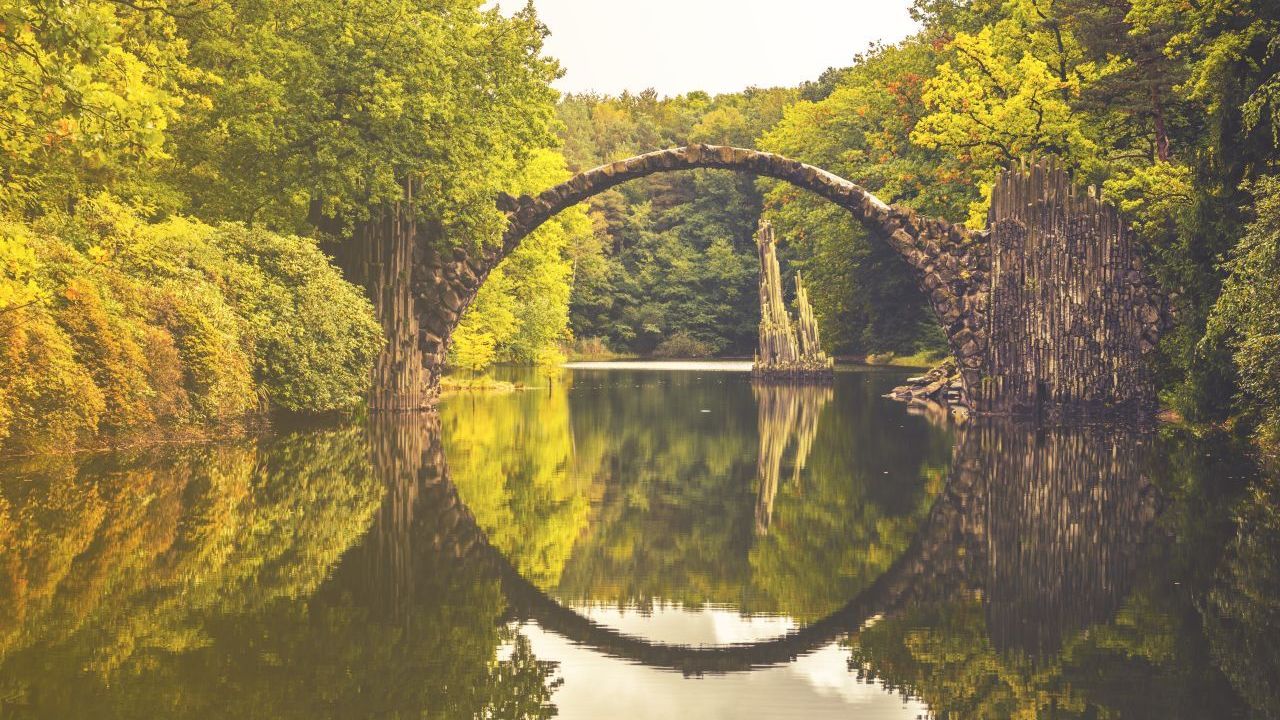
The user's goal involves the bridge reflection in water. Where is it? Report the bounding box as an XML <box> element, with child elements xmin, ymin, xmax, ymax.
<box><xmin>0</xmin><ymin>376</ymin><xmax>1267</xmax><ymax>719</ymax></box>
<box><xmin>347</xmin><ymin>410</ymin><xmax>1160</xmax><ymax>677</ymax></box>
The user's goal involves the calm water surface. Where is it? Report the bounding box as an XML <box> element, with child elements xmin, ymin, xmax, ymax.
<box><xmin>1</xmin><ymin>363</ymin><xmax>1276</xmax><ymax>719</ymax></box>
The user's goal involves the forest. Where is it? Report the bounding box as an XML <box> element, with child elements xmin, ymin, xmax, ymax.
<box><xmin>1</xmin><ymin>0</ymin><xmax>1278</xmax><ymax>451</ymax></box>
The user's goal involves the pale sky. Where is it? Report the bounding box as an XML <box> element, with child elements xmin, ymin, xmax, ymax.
<box><xmin>500</xmin><ymin>0</ymin><xmax>920</xmax><ymax>97</ymax></box>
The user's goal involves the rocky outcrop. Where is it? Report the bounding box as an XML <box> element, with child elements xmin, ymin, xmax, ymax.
<box><xmin>975</xmin><ymin>160</ymin><xmax>1172</xmax><ymax>419</ymax></box>
<box><xmin>886</xmin><ymin>359</ymin><xmax>971</xmax><ymax>425</ymax></box>
<box><xmin>888</xmin><ymin>360</ymin><xmax>963</xmax><ymax>403</ymax></box>
<box><xmin>752</xmin><ymin>220</ymin><xmax>834</xmax><ymax>379</ymax></box>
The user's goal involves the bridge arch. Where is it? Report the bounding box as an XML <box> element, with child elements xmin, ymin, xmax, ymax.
<box><xmin>417</xmin><ymin>145</ymin><xmax>984</xmax><ymax>398</ymax></box>
<box><xmin>413</xmin><ymin>146</ymin><xmax>1167</xmax><ymax>416</ymax></box>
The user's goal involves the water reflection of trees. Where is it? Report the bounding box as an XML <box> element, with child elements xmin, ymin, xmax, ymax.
<box><xmin>5</xmin><ymin>381</ymin><xmax>1274</xmax><ymax>718</ymax></box>
<box><xmin>440</xmin><ymin>371</ymin><xmax>953</xmax><ymax>623</ymax></box>
<box><xmin>0</xmin><ymin>420</ymin><xmax>561</xmax><ymax>719</ymax></box>
<box><xmin>0</xmin><ymin>428</ymin><xmax>381</xmax><ymax>675</ymax></box>
<box><xmin>848</xmin><ymin>420</ymin><xmax>1267</xmax><ymax>720</ymax></box>
<box><xmin>441</xmin><ymin>379</ymin><xmax>593</xmax><ymax>588</ymax></box>
<box><xmin>1204</xmin><ymin>475</ymin><xmax>1280</xmax><ymax>719</ymax></box>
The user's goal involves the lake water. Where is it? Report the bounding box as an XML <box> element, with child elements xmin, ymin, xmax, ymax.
<box><xmin>0</xmin><ymin>362</ymin><xmax>1276</xmax><ymax>719</ymax></box>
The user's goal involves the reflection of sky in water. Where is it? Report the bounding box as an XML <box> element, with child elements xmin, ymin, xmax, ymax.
<box><xmin>504</xmin><ymin>605</ymin><xmax>930</xmax><ymax>720</ymax></box>
<box><xmin>562</xmin><ymin>360</ymin><xmax>754</xmax><ymax>372</ymax></box>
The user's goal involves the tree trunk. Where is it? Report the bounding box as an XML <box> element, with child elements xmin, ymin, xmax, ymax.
<box><xmin>1151</xmin><ymin>87</ymin><xmax>1171</xmax><ymax>162</ymax></box>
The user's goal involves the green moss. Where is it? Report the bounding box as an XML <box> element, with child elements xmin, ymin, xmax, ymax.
<box><xmin>865</xmin><ymin>349</ymin><xmax>950</xmax><ymax>368</ymax></box>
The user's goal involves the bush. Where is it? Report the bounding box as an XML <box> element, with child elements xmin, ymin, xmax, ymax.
<box><xmin>0</xmin><ymin>222</ymin><xmax>106</xmax><ymax>451</ymax></box>
<box><xmin>214</xmin><ymin>225</ymin><xmax>384</xmax><ymax>413</ymax></box>
<box><xmin>570</xmin><ymin>336</ymin><xmax>617</xmax><ymax>360</ymax></box>
<box><xmin>0</xmin><ymin>197</ymin><xmax>382</xmax><ymax>451</ymax></box>
<box><xmin>652</xmin><ymin>331</ymin><xmax>716</xmax><ymax>358</ymax></box>
<box><xmin>1204</xmin><ymin>177</ymin><xmax>1280</xmax><ymax>451</ymax></box>
<box><xmin>0</xmin><ymin>310</ymin><xmax>105</xmax><ymax>451</ymax></box>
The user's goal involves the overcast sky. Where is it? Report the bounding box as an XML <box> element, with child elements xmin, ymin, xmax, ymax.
<box><xmin>503</xmin><ymin>0</ymin><xmax>920</xmax><ymax>97</ymax></box>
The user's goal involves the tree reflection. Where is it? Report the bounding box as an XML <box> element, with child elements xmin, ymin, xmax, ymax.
<box><xmin>440</xmin><ymin>370</ymin><xmax>952</xmax><ymax>622</ymax></box>
<box><xmin>0</xmin><ymin>419</ymin><xmax>562</xmax><ymax>719</ymax></box>
<box><xmin>0</xmin><ymin>428</ymin><xmax>381</xmax><ymax>676</ymax></box>
<box><xmin>846</xmin><ymin>420</ymin><xmax>1262</xmax><ymax>720</ymax></box>
<box><xmin>1204</xmin><ymin>474</ymin><xmax>1280</xmax><ymax>719</ymax></box>
<box><xmin>2</xmin><ymin>374</ymin><xmax>1273</xmax><ymax>718</ymax></box>
<box><xmin>441</xmin><ymin>377</ymin><xmax>593</xmax><ymax>588</ymax></box>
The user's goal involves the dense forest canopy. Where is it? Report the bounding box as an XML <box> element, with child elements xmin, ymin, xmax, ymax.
<box><xmin>0</xmin><ymin>0</ymin><xmax>1278</xmax><ymax>450</ymax></box>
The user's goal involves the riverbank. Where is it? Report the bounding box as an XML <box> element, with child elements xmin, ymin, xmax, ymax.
<box><xmin>440</xmin><ymin>375</ymin><xmax>520</xmax><ymax>394</ymax></box>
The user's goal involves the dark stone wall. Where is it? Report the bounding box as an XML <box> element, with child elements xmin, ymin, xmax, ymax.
<box><xmin>334</xmin><ymin>202</ymin><xmax>439</xmax><ymax>410</ymax></box>
<box><xmin>977</xmin><ymin>161</ymin><xmax>1170</xmax><ymax>417</ymax></box>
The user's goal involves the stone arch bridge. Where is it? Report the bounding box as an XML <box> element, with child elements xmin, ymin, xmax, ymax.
<box><xmin>411</xmin><ymin>145</ymin><xmax>1169</xmax><ymax>416</ymax></box>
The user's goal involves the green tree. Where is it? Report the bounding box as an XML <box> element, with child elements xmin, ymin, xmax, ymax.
<box><xmin>0</xmin><ymin>0</ymin><xmax>195</xmax><ymax>216</ymax></box>
<box><xmin>557</xmin><ymin>89</ymin><xmax>796</xmax><ymax>357</ymax></box>
<box><xmin>0</xmin><ymin>196</ymin><xmax>381</xmax><ymax>451</ymax></box>
<box><xmin>450</xmin><ymin>149</ymin><xmax>591</xmax><ymax>370</ymax></box>
<box><xmin>759</xmin><ymin>39</ymin><xmax>957</xmax><ymax>355</ymax></box>
<box><xmin>1204</xmin><ymin>177</ymin><xmax>1280</xmax><ymax>451</ymax></box>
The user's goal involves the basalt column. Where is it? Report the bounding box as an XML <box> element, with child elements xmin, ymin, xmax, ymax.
<box><xmin>752</xmin><ymin>220</ymin><xmax>834</xmax><ymax>379</ymax></box>
<box><xmin>336</xmin><ymin>186</ymin><xmax>437</xmax><ymax>411</ymax></box>
<box><xmin>755</xmin><ymin>220</ymin><xmax>799</xmax><ymax>371</ymax></box>
<box><xmin>974</xmin><ymin>161</ymin><xmax>1168</xmax><ymax>417</ymax></box>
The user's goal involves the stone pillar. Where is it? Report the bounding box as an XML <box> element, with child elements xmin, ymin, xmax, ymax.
<box><xmin>754</xmin><ymin>220</ymin><xmax>799</xmax><ymax>370</ymax></box>
<box><xmin>976</xmin><ymin>160</ymin><xmax>1167</xmax><ymax>417</ymax></box>
<box><xmin>752</xmin><ymin>219</ymin><xmax>834</xmax><ymax>379</ymax></box>
<box><xmin>335</xmin><ymin>194</ymin><xmax>437</xmax><ymax>411</ymax></box>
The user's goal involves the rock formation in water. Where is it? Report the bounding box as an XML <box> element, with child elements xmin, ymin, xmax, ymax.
<box><xmin>752</xmin><ymin>220</ymin><xmax>834</xmax><ymax>380</ymax></box>
<box><xmin>886</xmin><ymin>359</ymin><xmax>970</xmax><ymax>423</ymax></box>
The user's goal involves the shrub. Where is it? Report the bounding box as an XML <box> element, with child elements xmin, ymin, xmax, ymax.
<box><xmin>0</xmin><ymin>197</ymin><xmax>382</xmax><ymax>450</ymax></box>
<box><xmin>653</xmin><ymin>331</ymin><xmax>716</xmax><ymax>358</ymax></box>
<box><xmin>47</xmin><ymin>267</ymin><xmax>157</xmax><ymax>431</ymax></box>
<box><xmin>570</xmin><ymin>336</ymin><xmax>617</xmax><ymax>360</ymax></box>
<box><xmin>1204</xmin><ymin>177</ymin><xmax>1280</xmax><ymax>451</ymax></box>
<box><xmin>0</xmin><ymin>223</ymin><xmax>105</xmax><ymax>450</ymax></box>
<box><xmin>152</xmin><ymin>282</ymin><xmax>257</xmax><ymax>420</ymax></box>
<box><xmin>214</xmin><ymin>225</ymin><xmax>383</xmax><ymax>413</ymax></box>
<box><xmin>0</xmin><ymin>311</ymin><xmax>105</xmax><ymax>452</ymax></box>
